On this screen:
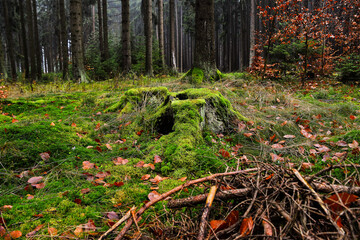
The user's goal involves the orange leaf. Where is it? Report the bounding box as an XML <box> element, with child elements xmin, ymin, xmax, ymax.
<box><xmin>239</xmin><ymin>217</ymin><xmax>253</xmax><ymax>237</ymax></box>
<box><xmin>209</xmin><ymin>220</ymin><xmax>227</xmax><ymax>232</ymax></box>
<box><xmin>113</xmin><ymin>157</ymin><xmax>128</xmax><ymax>165</ymax></box>
<box><xmin>81</xmin><ymin>188</ymin><xmax>91</xmax><ymax>194</ymax></box>
<box><xmin>1</xmin><ymin>205</ymin><xmax>12</xmax><ymax>211</ymax></box>
<box><xmin>0</xmin><ymin>226</ymin><xmax>6</xmax><ymax>237</ymax></box>
<box><xmin>324</xmin><ymin>192</ymin><xmax>358</xmax><ymax>213</ymax></box>
<box><xmin>154</xmin><ymin>155</ymin><xmax>162</xmax><ymax>163</ymax></box>
<box><xmin>219</xmin><ymin>149</ymin><xmax>230</xmax><ymax>158</ymax></box>
<box><xmin>141</xmin><ymin>174</ymin><xmax>151</xmax><ymax>181</ymax></box>
<box><xmin>350</xmin><ymin>115</ymin><xmax>356</xmax><ymax>120</ymax></box>
<box><xmin>26</xmin><ymin>224</ymin><xmax>44</xmax><ymax>238</ymax></box>
<box><xmin>270</xmin><ymin>134</ymin><xmax>276</xmax><ymax>142</ymax></box>
<box><xmin>105</xmin><ymin>144</ymin><xmax>113</xmax><ymax>150</ymax></box>
<box><xmin>243</xmin><ymin>133</ymin><xmax>253</xmax><ymax>137</ymax></box>
<box><xmin>10</xmin><ymin>230</ymin><xmax>22</xmax><ymax>239</ymax></box>
<box><xmin>48</xmin><ymin>227</ymin><xmax>58</xmax><ymax>236</ymax></box>
<box><xmin>148</xmin><ymin>191</ymin><xmax>161</xmax><ymax>201</ymax></box>
<box><xmin>12</xmin><ymin>118</ymin><xmax>19</xmax><ymax>123</ymax></box>
<box><xmin>225</xmin><ymin>210</ymin><xmax>239</xmax><ymax>227</ymax></box>
<box><xmin>265</xmin><ymin>173</ymin><xmax>274</xmax><ymax>180</ymax></box>
<box><xmin>82</xmin><ymin>161</ymin><xmax>95</xmax><ymax>170</ymax></box>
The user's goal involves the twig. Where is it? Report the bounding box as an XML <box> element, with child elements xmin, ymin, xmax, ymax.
<box><xmin>98</xmin><ymin>206</ymin><xmax>136</xmax><ymax>240</ymax></box>
<box><xmin>167</xmin><ymin>188</ymin><xmax>252</xmax><ymax>208</ymax></box>
<box><xmin>197</xmin><ymin>185</ymin><xmax>218</xmax><ymax>240</ymax></box>
<box><xmin>292</xmin><ymin>168</ymin><xmax>345</xmax><ymax>238</ymax></box>
<box><xmin>114</xmin><ymin>168</ymin><xmax>259</xmax><ymax>240</ymax></box>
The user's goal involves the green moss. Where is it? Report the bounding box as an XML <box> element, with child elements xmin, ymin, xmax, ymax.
<box><xmin>191</xmin><ymin>67</ymin><xmax>204</xmax><ymax>84</ymax></box>
<box><xmin>0</xmin><ymin>114</ymin><xmax>11</xmax><ymax>123</ymax></box>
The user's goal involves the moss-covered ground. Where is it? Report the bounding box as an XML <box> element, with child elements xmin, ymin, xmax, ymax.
<box><xmin>1</xmin><ymin>75</ymin><xmax>360</xmax><ymax>239</ymax></box>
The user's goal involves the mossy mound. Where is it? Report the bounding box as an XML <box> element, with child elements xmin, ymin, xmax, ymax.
<box><xmin>181</xmin><ymin>67</ymin><xmax>223</xmax><ymax>84</ymax></box>
<box><xmin>106</xmin><ymin>87</ymin><xmax>248</xmax><ymax>174</ymax></box>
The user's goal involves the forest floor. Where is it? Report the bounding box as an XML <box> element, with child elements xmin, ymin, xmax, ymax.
<box><xmin>1</xmin><ymin>74</ymin><xmax>360</xmax><ymax>239</ymax></box>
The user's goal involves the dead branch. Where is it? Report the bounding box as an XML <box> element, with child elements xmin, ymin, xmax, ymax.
<box><xmin>197</xmin><ymin>186</ymin><xmax>218</xmax><ymax>240</ymax></box>
<box><xmin>167</xmin><ymin>188</ymin><xmax>252</xmax><ymax>208</ymax></box>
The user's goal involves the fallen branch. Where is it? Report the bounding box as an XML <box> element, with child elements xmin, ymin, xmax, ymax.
<box><xmin>197</xmin><ymin>185</ymin><xmax>218</xmax><ymax>240</ymax></box>
<box><xmin>312</xmin><ymin>182</ymin><xmax>360</xmax><ymax>194</ymax></box>
<box><xmin>98</xmin><ymin>206</ymin><xmax>136</xmax><ymax>240</ymax></box>
<box><xmin>114</xmin><ymin>168</ymin><xmax>259</xmax><ymax>240</ymax></box>
<box><xmin>167</xmin><ymin>188</ymin><xmax>252</xmax><ymax>208</ymax></box>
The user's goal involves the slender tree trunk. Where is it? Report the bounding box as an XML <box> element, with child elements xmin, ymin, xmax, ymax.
<box><xmin>158</xmin><ymin>0</ymin><xmax>165</xmax><ymax>70</ymax></box>
<box><xmin>122</xmin><ymin>0</ymin><xmax>131</xmax><ymax>74</ymax></box>
<box><xmin>33</xmin><ymin>0</ymin><xmax>42</xmax><ymax>79</ymax></box>
<box><xmin>144</xmin><ymin>0</ymin><xmax>153</xmax><ymax>75</ymax></box>
<box><xmin>92</xmin><ymin>5</ymin><xmax>96</xmax><ymax>34</ymax></box>
<box><xmin>179</xmin><ymin>3</ymin><xmax>183</xmax><ymax>72</ymax></box>
<box><xmin>59</xmin><ymin>0</ymin><xmax>68</xmax><ymax>79</ymax></box>
<box><xmin>249</xmin><ymin>0</ymin><xmax>256</xmax><ymax>67</ymax></box>
<box><xmin>97</xmin><ymin>0</ymin><xmax>104</xmax><ymax>60</ymax></box>
<box><xmin>194</xmin><ymin>0</ymin><xmax>216</xmax><ymax>73</ymax></box>
<box><xmin>19</xmin><ymin>0</ymin><xmax>30</xmax><ymax>79</ymax></box>
<box><xmin>169</xmin><ymin>0</ymin><xmax>177</xmax><ymax>71</ymax></box>
<box><xmin>3</xmin><ymin>0</ymin><xmax>17</xmax><ymax>80</ymax></box>
<box><xmin>102</xmin><ymin>0</ymin><xmax>109</xmax><ymax>60</ymax></box>
<box><xmin>26</xmin><ymin>0</ymin><xmax>36</xmax><ymax>81</ymax></box>
<box><xmin>70</xmin><ymin>0</ymin><xmax>86</xmax><ymax>82</ymax></box>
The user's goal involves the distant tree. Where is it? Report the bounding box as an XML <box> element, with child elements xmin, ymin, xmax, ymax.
<box><xmin>97</xmin><ymin>0</ymin><xmax>104</xmax><ymax>59</ymax></box>
<box><xmin>19</xmin><ymin>0</ymin><xmax>29</xmax><ymax>79</ymax></box>
<box><xmin>2</xmin><ymin>0</ymin><xmax>17</xmax><ymax>80</ymax></box>
<box><xmin>169</xmin><ymin>0</ymin><xmax>177</xmax><ymax>71</ymax></box>
<box><xmin>70</xmin><ymin>0</ymin><xmax>86</xmax><ymax>82</ymax></box>
<box><xmin>59</xmin><ymin>0</ymin><xmax>68</xmax><ymax>79</ymax></box>
<box><xmin>26</xmin><ymin>0</ymin><xmax>36</xmax><ymax>81</ymax></box>
<box><xmin>102</xmin><ymin>0</ymin><xmax>109</xmax><ymax>60</ymax></box>
<box><xmin>158</xmin><ymin>0</ymin><xmax>165</xmax><ymax>70</ymax></box>
<box><xmin>121</xmin><ymin>0</ymin><xmax>131</xmax><ymax>74</ymax></box>
<box><xmin>33</xmin><ymin>0</ymin><xmax>42</xmax><ymax>79</ymax></box>
<box><xmin>143</xmin><ymin>0</ymin><xmax>153</xmax><ymax>75</ymax></box>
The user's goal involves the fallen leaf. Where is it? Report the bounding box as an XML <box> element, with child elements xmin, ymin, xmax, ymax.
<box><xmin>0</xmin><ymin>226</ymin><xmax>5</xmax><ymax>237</ymax></box>
<box><xmin>1</xmin><ymin>205</ymin><xmax>12</xmax><ymax>211</ymax></box>
<box><xmin>284</xmin><ymin>135</ymin><xmax>296</xmax><ymax>139</ymax></box>
<box><xmin>27</xmin><ymin>194</ymin><xmax>34</xmax><ymax>200</ymax></box>
<box><xmin>35</xmin><ymin>182</ymin><xmax>46</xmax><ymax>189</ymax></box>
<box><xmin>82</xmin><ymin>161</ymin><xmax>95</xmax><ymax>170</ymax></box>
<box><xmin>209</xmin><ymin>220</ymin><xmax>227</xmax><ymax>233</ymax></box>
<box><xmin>154</xmin><ymin>155</ymin><xmax>162</xmax><ymax>163</ymax></box>
<box><xmin>113</xmin><ymin>157</ymin><xmax>129</xmax><ymax>165</ymax></box>
<box><xmin>271</xmin><ymin>143</ymin><xmax>284</xmax><ymax>149</ymax></box>
<box><xmin>113</xmin><ymin>182</ymin><xmax>124</xmax><ymax>187</ymax></box>
<box><xmin>136</xmin><ymin>161</ymin><xmax>145</xmax><ymax>168</ymax></box>
<box><xmin>71</xmin><ymin>123</ymin><xmax>77</xmax><ymax>127</ymax></box>
<box><xmin>265</xmin><ymin>173</ymin><xmax>274</xmax><ymax>180</ymax></box>
<box><xmin>179</xmin><ymin>177</ymin><xmax>187</xmax><ymax>182</ymax></box>
<box><xmin>349</xmin><ymin>140</ymin><xmax>359</xmax><ymax>149</ymax></box>
<box><xmin>28</xmin><ymin>176</ymin><xmax>43</xmax><ymax>185</ymax></box>
<box><xmin>12</xmin><ymin>118</ymin><xmax>19</xmax><ymax>123</ymax></box>
<box><xmin>301</xmin><ymin>162</ymin><xmax>314</xmax><ymax>171</ymax></box>
<box><xmin>219</xmin><ymin>149</ymin><xmax>230</xmax><ymax>158</ymax></box>
<box><xmin>74</xmin><ymin>199</ymin><xmax>82</xmax><ymax>205</ymax></box>
<box><xmin>96</xmin><ymin>146</ymin><xmax>102</xmax><ymax>152</ymax></box>
<box><xmin>314</xmin><ymin>144</ymin><xmax>331</xmax><ymax>153</ymax></box>
<box><xmin>262</xmin><ymin>217</ymin><xmax>273</xmax><ymax>236</ymax></box>
<box><xmin>150</xmin><ymin>175</ymin><xmax>166</xmax><ymax>184</ymax></box>
<box><xmin>95</xmin><ymin>171</ymin><xmax>111</xmax><ymax>178</ymax></box>
<box><xmin>141</xmin><ymin>174</ymin><xmax>151</xmax><ymax>181</ymax></box>
<box><xmin>148</xmin><ymin>191</ymin><xmax>161</xmax><ymax>201</ymax></box>
<box><xmin>39</xmin><ymin>152</ymin><xmax>50</xmax><ymax>161</ymax></box>
<box><xmin>350</xmin><ymin>115</ymin><xmax>356</xmax><ymax>120</ymax></box>
<box><xmin>107</xmin><ymin>211</ymin><xmax>119</xmax><ymax>220</ymax></box>
<box><xmin>95</xmin><ymin>123</ymin><xmax>101</xmax><ymax>131</ymax></box>
<box><xmin>48</xmin><ymin>227</ymin><xmax>58</xmax><ymax>236</ymax></box>
<box><xmin>143</xmin><ymin>163</ymin><xmax>155</xmax><ymax>170</ymax></box>
<box><xmin>10</xmin><ymin>230</ymin><xmax>22</xmax><ymax>239</ymax></box>
<box><xmin>225</xmin><ymin>210</ymin><xmax>239</xmax><ymax>227</ymax></box>
<box><xmin>239</xmin><ymin>217</ymin><xmax>253</xmax><ymax>237</ymax></box>
<box><xmin>243</xmin><ymin>133</ymin><xmax>253</xmax><ymax>137</ymax></box>
<box><xmin>324</xmin><ymin>192</ymin><xmax>358</xmax><ymax>213</ymax></box>
<box><xmin>74</xmin><ymin>225</ymin><xmax>83</xmax><ymax>237</ymax></box>
<box><xmin>105</xmin><ymin>144</ymin><xmax>113</xmax><ymax>150</ymax></box>
<box><xmin>81</xmin><ymin>188</ymin><xmax>91</xmax><ymax>194</ymax></box>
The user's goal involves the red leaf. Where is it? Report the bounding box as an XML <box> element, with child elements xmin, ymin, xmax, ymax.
<box><xmin>270</xmin><ymin>134</ymin><xmax>276</xmax><ymax>142</ymax></box>
<box><xmin>35</xmin><ymin>182</ymin><xmax>46</xmax><ymax>189</ymax></box>
<box><xmin>0</xmin><ymin>226</ymin><xmax>6</xmax><ymax>237</ymax></box>
<box><xmin>219</xmin><ymin>149</ymin><xmax>230</xmax><ymax>158</ymax></box>
<box><xmin>324</xmin><ymin>192</ymin><xmax>358</xmax><ymax>213</ymax></box>
<box><xmin>154</xmin><ymin>155</ymin><xmax>162</xmax><ymax>163</ymax></box>
<box><xmin>82</xmin><ymin>161</ymin><xmax>95</xmax><ymax>170</ymax></box>
<box><xmin>136</xmin><ymin>161</ymin><xmax>145</xmax><ymax>168</ymax></box>
<box><xmin>95</xmin><ymin>123</ymin><xmax>101</xmax><ymax>131</ymax></box>
<box><xmin>350</xmin><ymin>115</ymin><xmax>356</xmax><ymax>120</ymax></box>
<box><xmin>225</xmin><ymin>210</ymin><xmax>239</xmax><ymax>227</ymax></box>
<box><xmin>239</xmin><ymin>217</ymin><xmax>254</xmax><ymax>237</ymax></box>
<box><xmin>209</xmin><ymin>220</ymin><xmax>227</xmax><ymax>233</ymax></box>
<box><xmin>113</xmin><ymin>182</ymin><xmax>124</xmax><ymax>187</ymax></box>
<box><xmin>96</xmin><ymin>146</ymin><xmax>103</xmax><ymax>152</ymax></box>
<box><xmin>143</xmin><ymin>163</ymin><xmax>155</xmax><ymax>170</ymax></box>
<box><xmin>243</xmin><ymin>133</ymin><xmax>253</xmax><ymax>137</ymax></box>
<box><xmin>141</xmin><ymin>174</ymin><xmax>151</xmax><ymax>181</ymax></box>
<box><xmin>71</xmin><ymin>123</ymin><xmax>77</xmax><ymax>127</ymax></box>
<box><xmin>28</xmin><ymin>176</ymin><xmax>43</xmax><ymax>184</ymax></box>
<box><xmin>12</xmin><ymin>118</ymin><xmax>19</xmax><ymax>123</ymax></box>
<box><xmin>48</xmin><ymin>227</ymin><xmax>58</xmax><ymax>236</ymax></box>
<box><xmin>10</xmin><ymin>230</ymin><xmax>22</xmax><ymax>239</ymax></box>
<box><xmin>74</xmin><ymin>199</ymin><xmax>82</xmax><ymax>205</ymax></box>
<box><xmin>84</xmin><ymin>219</ymin><xmax>96</xmax><ymax>232</ymax></box>
<box><xmin>95</xmin><ymin>171</ymin><xmax>111</xmax><ymax>178</ymax></box>
<box><xmin>27</xmin><ymin>194</ymin><xmax>34</xmax><ymax>200</ymax></box>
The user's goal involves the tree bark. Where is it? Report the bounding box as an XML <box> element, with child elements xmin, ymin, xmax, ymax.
<box><xmin>26</xmin><ymin>0</ymin><xmax>36</xmax><ymax>81</ymax></box>
<box><xmin>144</xmin><ymin>0</ymin><xmax>153</xmax><ymax>75</ymax></box>
<box><xmin>194</xmin><ymin>0</ymin><xmax>216</xmax><ymax>73</ymax></box>
<box><xmin>59</xmin><ymin>0</ymin><xmax>69</xmax><ymax>79</ymax></box>
<box><xmin>249</xmin><ymin>0</ymin><xmax>256</xmax><ymax>67</ymax></box>
<box><xmin>102</xmin><ymin>0</ymin><xmax>109</xmax><ymax>60</ymax></box>
<box><xmin>70</xmin><ymin>0</ymin><xmax>86</xmax><ymax>82</ymax></box>
<box><xmin>19</xmin><ymin>0</ymin><xmax>30</xmax><ymax>79</ymax></box>
<box><xmin>122</xmin><ymin>0</ymin><xmax>131</xmax><ymax>74</ymax></box>
<box><xmin>169</xmin><ymin>0</ymin><xmax>177</xmax><ymax>71</ymax></box>
<box><xmin>3</xmin><ymin>0</ymin><xmax>17</xmax><ymax>80</ymax></box>
<box><xmin>97</xmin><ymin>0</ymin><xmax>104</xmax><ymax>60</ymax></box>
<box><xmin>32</xmin><ymin>0</ymin><xmax>42</xmax><ymax>79</ymax></box>
<box><xmin>158</xmin><ymin>0</ymin><xmax>165</xmax><ymax>70</ymax></box>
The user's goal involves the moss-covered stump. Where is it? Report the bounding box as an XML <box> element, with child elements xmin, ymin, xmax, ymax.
<box><xmin>106</xmin><ymin>87</ymin><xmax>248</xmax><ymax>175</ymax></box>
<box><xmin>181</xmin><ymin>67</ymin><xmax>223</xmax><ymax>84</ymax></box>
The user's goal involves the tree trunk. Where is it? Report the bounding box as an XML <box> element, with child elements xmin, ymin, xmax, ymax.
<box><xmin>158</xmin><ymin>0</ymin><xmax>165</xmax><ymax>70</ymax></box>
<box><xmin>122</xmin><ymin>0</ymin><xmax>131</xmax><ymax>74</ymax></box>
<box><xmin>169</xmin><ymin>0</ymin><xmax>177</xmax><ymax>71</ymax></box>
<box><xmin>0</xmin><ymin>34</ymin><xmax>6</xmax><ymax>77</ymax></box>
<box><xmin>102</xmin><ymin>0</ymin><xmax>109</xmax><ymax>60</ymax></box>
<box><xmin>144</xmin><ymin>0</ymin><xmax>153</xmax><ymax>75</ymax></box>
<box><xmin>70</xmin><ymin>0</ymin><xmax>86</xmax><ymax>82</ymax></box>
<box><xmin>3</xmin><ymin>0</ymin><xmax>17</xmax><ymax>80</ymax></box>
<box><xmin>59</xmin><ymin>0</ymin><xmax>68</xmax><ymax>79</ymax></box>
<box><xmin>33</xmin><ymin>0</ymin><xmax>42</xmax><ymax>79</ymax></box>
<box><xmin>194</xmin><ymin>0</ymin><xmax>216</xmax><ymax>74</ymax></box>
<box><xmin>97</xmin><ymin>0</ymin><xmax>104</xmax><ymax>60</ymax></box>
<box><xmin>19</xmin><ymin>0</ymin><xmax>30</xmax><ymax>79</ymax></box>
<box><xmin>26</xmin><ymin>0</ymin><xmax>36</xmax><ymax>81</ymax></box>
<box><xmin>249</xmin><ymin>0</ymin><xmax>256</xmax><ymax>67</ymax></box>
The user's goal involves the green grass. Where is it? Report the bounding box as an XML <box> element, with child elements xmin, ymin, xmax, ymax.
<box><xmin>1</xmin><ymin>76</ymin><xmax>360</xmax><ymax>238</ymax></box>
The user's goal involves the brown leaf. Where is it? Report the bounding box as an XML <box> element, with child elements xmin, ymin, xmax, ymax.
<box><xmin>84</xmin><ymin>219</ymin><xmax>96</xmax><ymax>232</ymax></box>
<box><xmin>39</xmin><ymin>152</ymin><xmax>50</xmax><ymax>161</ymax></box>
<box><xmin>143</xmin><ymin>163</ymin><xmax>155</xmax><ymax>170</ymax></box>
<box><xmin>81</xmin><ymin>188</ymin><xmax>91</xmax><ymax>194</ymax></box>
<box><xmin>239</xmin><ymin>217</ymin><xmax>253</xmax><ymax>237</ymax></box>
<box><xmin>349</xmin><ymin>140</ymin><xmax>359</xmax><ymax>149</ymax></box>
<box><xmin>35</xmin><ymin>182</ymin><xmax>46</xmax><ymax>189</ymax></box>
<box><xmin>1</xmin><ymin>205</ymin><xmax>12</xmax><ymax>211</ymax></box>
<box><xmin>271</xmin><ymin>143</ymin><xmax>284</xmax><ymax>149</ymax></box>
<box><xmin>154</xmin><ymin>155</ymin><xmax>162</xmax><ymax>163</ymax></box>
<box><xmin>113</xmin><ymin>182</ymin><xmax>124</xmax><ymax>187</ymax></box>
<box><xmin>262</xmin><ymin>217</ymin><xmax>273</xmax><ymax>236</ymax></box>
<box><xmin>135</xmin><ymin>161</ymin><xmax>145</xmax><ymax>168</ymax></box>
<box><xmin>314</xmin><ymin>144</ymin><xmax>331</xmax><ymax>153</ymax></box>
<box><xmin>71</xmin><ymin>122</ymin><xmax>77</xmax><ymax>127</ymax></box>
<box><xmin>74</xmin><ymin>198</ymin><xmax>82</xmax><ymax>205</ymax></box>
<box><xmin>107</xmin><ymin>211</ymin><xmax>119</xmax><ymax>220</ymax></box>
<box><xmin>28</xmin><ymin>176</ymin><xmax>43</xmax><ymax>184</ymax></box>
<box><xmin>209</xmin><ymin>220</ymin><xmax>227</xmax><ymax>233</ymax></box>
<box><xmin>113</xmin><ymin>157</ymin><xmax>129</xmax><ymax>165</ymax></box>
<box><xmin>48</xmin><ymin>227</ymin><xmax>58</xmax><ymax>236</ymax></box>
<box><xmin>95</xmin><ymin>171</ymin><xmax>111</xmax><ymax>178</ymax></box>
<box><xmin>141</xmin><ymin>174</ymin><xmax>151</xmax><ymax>181</ymax></box>
<box><xmin>301</xmin><ymin>162</ymin><xmax>314</xmax><ymax>171</ymax></box>
<box><xmin>74</xmin><ymin>225</ymin><xmax>83</xmax><ymax>237</ymax></box>
<box><xmin>150</xmin><ymin>175</ymin><xmax>166</xmax><ymax>184</ymax></box>
<box><xmin>0</xmin><ymin>226</ymin><xmax>6</xmax><ymax>237</ymax></box>
<box><xmin>179</xmin><ymin>177</ymin><xmax>187</xmax><ymax>182</ymax></box>
<box><xmin>82</xmin><ymin>161</ymin><xmax>95</xmax><ymax>170</ymax></box>
<box><xmin>243</xmin><ymin>133</ymin><xmax>253</xmax><ymax>137</ymax></box>
<box><xmin>225</xmin><ymin>210</ymin><xmax>239</xmax><ymax>227</ymax></box>
<box><xmin>284</xmin><ymin>135</ymin><xmax>296</xmax><ymax>139</ymax></box>
<box><xmin>105</xmin><ymin>144</ymin><xmax>113</xmax><ymax>150</ymax></box>
<box><xmin>10</xmin><ymin>230</ymin><xmax>22</xmax><ymax>239</ymax></box>
<box><xmin>324</xmin><ymin>192</ymin><xmax>359</xmax><ymax>213</ymax></box>
<box><xmin>148</xmin><ymin>191</ymin><xmax>161</xmax><ymax>201</ymax></box>
<box><xmin>219</xmin><ymin>149</ymin><xmax>230</xmax><ymax>158</ymax></box>
<box><xmin>27</xmin><ymin>194</ymin><xmax>34</xmax><ymax>200</ymax></box>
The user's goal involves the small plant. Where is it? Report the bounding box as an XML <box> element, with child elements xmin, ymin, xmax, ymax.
<box><xmin>337</xmin><ymin>54</ymin><xmax>360</xmax><ymax>83</ymax></box>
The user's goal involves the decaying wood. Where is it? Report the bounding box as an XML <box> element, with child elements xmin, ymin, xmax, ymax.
<box><xmin>114</xmin><ymin>168</ymin><xmax>258</xmax><ymax>240</ymax></box>
<box><xmin>167</xmin><ymin>188</ymin><xmax>252</xmax><ymax>208</ymax></box>
<box><xmin>197</xmin><ymin>186</ymin><xmax>218</xmax><ymax>240</ymax></box>
<box><xmin>312</xmin><ymin>182</ymin><xmax>360</xmax><ymax>194</ymax></box>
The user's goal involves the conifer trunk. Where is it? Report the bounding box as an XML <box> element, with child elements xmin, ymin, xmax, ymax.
<box><xmin>102</xmin><ymin>0</ymin><xmax>109</xmax><ymax>60</ymax></box>
<box><xmin>3</xmin><ymin>0</ymin><xmax>17</xmax><ymax>80</ymax></box>
<box><xmin>158</xmin><ymin>0</ymin><xmax>165</xmax><ymax>70</ymax></box>
<box><xmin>59</xmin><ymin>0</ymin><xmax>68</xmax><ymax>79</ymax></box>
<box><xmin>121</xmin><ymin>0</ymin><xmax>131</xmax><ymax>73</ymax></box>
<box><xmin>32</xmin><ymin>0</ymin><xmax>42</xmax><ymax>79</ymax></box>
<box><xmin>169</xmin><ymin>0</ymin><xmax>177</xmax><ymax>71</ymax></box>
<box><xmin>97</xmin><ymin>0</ymin><xmax>104</xmax><ymax>59</ymax></box>
<box><xmin>19</xmin><ymin>0</ymin><xmax>29</xmax><ymax>79</ymax></box>
<box><xmin>26</xmin><ymin>0</ymin><xmax>36</xmax><ymax>81</ymax></box>
<box><xmin>144</xmin><ymin>0</ymin><xmax>153</xmax><ymax>75</ymax></box>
